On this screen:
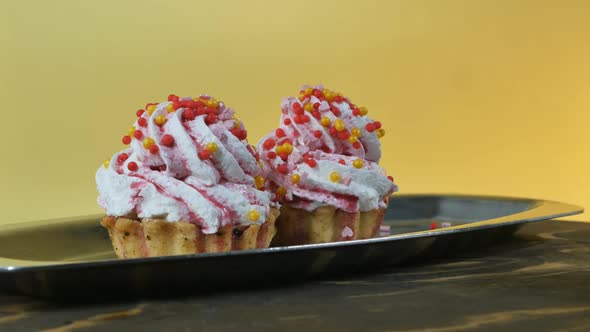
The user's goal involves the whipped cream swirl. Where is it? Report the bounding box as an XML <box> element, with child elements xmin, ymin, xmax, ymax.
<box><xmin>257</xmin><ymin>85</ymin><xmax>397</xmax><ymax>213</ymax></box>
<box><xmin>96</xmin><ymin>95</ymin><xmax>273</xmax><ymax>234</ymax></box>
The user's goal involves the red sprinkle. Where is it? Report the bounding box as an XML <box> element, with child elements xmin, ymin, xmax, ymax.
<box><xmin>313</xmin><ymin>89</ymin><xmax>323</xmax><ymax>98</ymax></box>
<box><xmin>168</xmin><ymin>94</ymin><xmax>178</xmax><ymax>102</ymax></box>
<box><xmin>205</xmin><ymin>113</ymin><xmax>217</xmax><ymax>125</ymax></box>
<box><xmin>198</xmin><ymin>149</ymin><xmax>211</xmax><ymax>160</ymax></box>
<box><xmin>161</xmin><ymin>134</ymin><xmax>175</xmax><ymax>147</ymax></box>
<box><xmin>352</xmin><ymin>109</ymin><xmax>360</xmax><ymax>116</ymax></box>
<box><xmin>330</xmin><ymin>105</ymin><xmax>341</xmax><ymax>116</ymax></box>
<box><xmin>182</xmin><ymin>109</ymin><xmax>196</xmax><ymax>121</ymax></box>
<box><xmin>117</xmin><ymin>153</ymin><xmax>128</xmax><ymax>163</ymax></box>
<box><xmin>238</xmin><ymin>130</ymin><xmax>248</xmax><ymax>140</ymax></box>
<box><xmin>311</xmin><ymin>110</ymin><xmax>321</xmax><ymax>119</ymax></box>
<box><xmin>283</xmin><ymin>118</ymin><xmax>292</xmax><ymax>126</ymax></box>
<box><xmin>388</xmin><ymin>176</ymin><xmax>395</xmax><ymax>182</ymax></box>
<box><xmin>334</xmin><ymin>95</ymin><xmax>343</xmax><ymax>103</ymax></box>
<box><xmin>339</xmin><ymin>159</ymin><xmax>346</xmax><ymax>165</ymax></box>
<box><xmin>301</xmin><ymin>115</ymin><xmax>310</xmax><ymax>123</ymax></box>
<box><xmin>294</xmin><ymin>115</ymin><xmax>304</xmax><ymax>124</ymax></box>
<box><xmin>430</xmin><ymin>222</ymin><xmax>438</xmax><ymax>230</ymax></box>
<box><xmin>329</xmin><ymin>127</ymin><xmax>337</xmax><ymax>136</ymax></box>
<box><xmin>313</xmin><ymin>102</ymin><xmax>320</xmax><ymax>110</ymax></box>
<box><xmin>136</xmin><ymin>109</ymin><xmax>145</xmax><ymax>117</ymax></box>
<box><xmin>231</xmin><ymin>128</ymin><xmax>242</xmax><ymax>139</ymax></box>
<box><xmin>122</xmin><ymin>135</ymin><xmax>132</xmax><ymax>145</ymax></box>
<box><xmin>352</xmin><ymin>141</ymin><xmax>362</xmax><ymax>149</ymax></box>
<box><xmin>277</xmin><ymin>164</ymin><xmax>288</xmax><ymax>174</ymax></box>
<box><xmin>263</xmin><ymin>138</ymin><xmax>276</xmax><ymax>150</ymax></box>
<box><xmin>267</xmin><ymin>151</ymin><xmax>277</xmax><ymax>159</ymax></box>
<box><xmin>127</xmin><ymin>161</ymin><xmax>138</xmax><ymax>172</ymax></box>
<box><xmin>292</xmin><ymin>103</ymin><xmax>304</xmax><ymax>115</ymax></box>
<box><xmin>137</xmin><ymin>118</ymin><xmax>148</xmax><ymax>127</ymax></box>
<box><xmin>133</xmin><ymin>130</ymin><xmax>143</xmax><ymax>140</ymax></box>
<box><xmin>196</xmin><ymin>106</ymin><xmax>207</xmax><ymax>116</ymax></box>
<box><xmin>195</xmin><ymin>100</ymin><xmax>205</xmax><ymax>108</ymax></box>
<box><xmin>304</xmin><ymin>159</ymin><xmax>317</xmax><ymax>168</ymax></box>
<box><xmin>149</xmin><ymin>144</ymin><xmax>159</xmax><ymax>154</ymax></box>
<box><xmin>373</xmin><ymin>121</ymin><xmax>382</xmax><ymax>129</ymax></box>
<box><xmin>278</xmin><ymin>152</ymin><xmax>289</xmax><ymax>161</ymax></box>
<box><xmin>313</xmin><ymin>130</ymin><xmax>322</xmax><ymax>138</ymax></box>
<box><xmin>338</xmin><ymin>130</ymin><xmax>351</xmax><ymax>140</ymax></box>
<box><xmin>276</xmin><ymin>128</ymin><xmax>286</xmax><ymax>138</ymax></box>
<box><xmin>365</xmin><ymin>123</ymin><xmax>376</xmax><ymax>132</ymax></box>
<box><xmin>183</xmin><ymin>99</ymin><xmax>198</xmax><ymax>109</ymax></box>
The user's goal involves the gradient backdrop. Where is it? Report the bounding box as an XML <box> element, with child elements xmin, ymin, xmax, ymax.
<box><xmin>1</xmin><ymin>0</ymin><xmax>588</xmax><ymax>224</ymax></box>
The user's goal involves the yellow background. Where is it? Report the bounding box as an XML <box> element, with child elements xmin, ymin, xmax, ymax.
<box><xmin>1</xmin><ymin>0</ymin><xmax>588</xmax><ymax>224</ymax></box>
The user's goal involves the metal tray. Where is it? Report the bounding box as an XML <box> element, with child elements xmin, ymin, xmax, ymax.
<box><xmin>0</xmin><ymin>194</ymin><xmax>582</xmax><ymax>300</ymax></box>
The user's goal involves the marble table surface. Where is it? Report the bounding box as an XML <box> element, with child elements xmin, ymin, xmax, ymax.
<box><xmin>1</xmin><ymin>220</ymin><xmax>589</xmax><ymax>332</ymax></box>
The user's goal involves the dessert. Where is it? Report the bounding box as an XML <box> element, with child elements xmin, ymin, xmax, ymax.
<box><xmin>258</xmin><ymin>85</ymin><xmax>397</xmax><ymax>245</ymax></box>
<box><xmin>96</xmin><ymin>94</ymin><xmax>279</xmax><ymax>258</ymax></box>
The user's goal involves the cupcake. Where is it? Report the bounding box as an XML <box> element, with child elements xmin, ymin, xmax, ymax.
<box><xmin>96</xmin><ymin>94</ymin><xmax>279</xmax><ymax>258</ymax></box>
<box><xmin>258</xmin><ymin>85</ymin><xmax>397</xmax><ymax>245</ymax></box>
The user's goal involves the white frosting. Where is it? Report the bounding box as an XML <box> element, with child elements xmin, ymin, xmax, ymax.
<box><xmin>296</xmin><ymin>160</ymin><xmax>391</xmax><ymax>211</ymax></box>
<box><xmin>258</xmin><ymin>84</ymin><xmax>396</xmax><ymax>213</ymax></box>
<box><xmin>96</xmin><ymin>96</ymin><xmax>272</xmax><ymax>234</ymax></box>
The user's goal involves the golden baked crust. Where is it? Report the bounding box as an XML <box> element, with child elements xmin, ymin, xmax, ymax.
<box><xmin>271</xmin><ymin>205</ymin><xmax>385</xmax><ymax>246</ymax></box>
<box><xmin>101</xmin><ymin>208</ymin><xmax>280</xmax><ymax>258</ymax></box>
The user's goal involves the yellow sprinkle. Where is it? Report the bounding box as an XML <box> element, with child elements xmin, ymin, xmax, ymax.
<box><xmin>334</xmin><ymin>119</ymin><xmax>345</xmax><ymax>132</ymax></box>
<box><xmin>351</xmin><ymin>127</ymin><xmax>362</xmax><ymax>137</ymax></box>
<box><xmin>324</xmin><ymin>91</ymin><xmax>334</xmax><ymax>102</ymax></box>
<box><xmin>320</xmin><ymin>116</ymin><xmax>331</xmax><ymax>127</ymax></box>
<box><xmin>359</xmin><ymin>107</ymin><xmax>368</xmax><ymax>116</ymax></box>
<box><xmin>206</xmin><ymin>142</ymin><xmax>218</xmax><ymax>153</ymax></box>
<box><xmin>298</xmin><ymin>93</ymin><xmax>306</xmax><ymax>101</ymax></box>
<box><xmin>103</xmin><ymin>160</ymin><xmax>110</xmax><ymax>169</ymax></box>
<box><xmin>282</xmin><ymin>143</ymin><xmax>293</xmax><ymax>154</ymax></box>
<box><xmin>248</xmin><ymin>210</ymin><xmax>260</xmax><ymax>221</ymax></box>
<box><xmin>304</xmin><ymin>103</ymin><xmax>313</xmax><ymax>112</ymax></box>
<box><xmin>207</xmin><ymin>99</ymin><xmax>218</xmax><ymax>108</ymax></box>
<box><xmin>304</xmin><ymin>87</ymin><xmax>313</xmax><ymax>96</ymax></box>
<box><xmin>291</xmin><ymin>173</ymin><xmax>301</xmax><ymax>184</ymax></box>
<box><xmin>254</xmin><ymin>175</ymin><xmax>265</xmax><ymax>189</ymax></box>
<box><xmin>348</xmin><ymin>136</ymin><xmax>358</xmax><ymax>144</ymax></box>
<box><xmin>146</xmin><ymin>104</ymin><xmax>156</xmax><ymax>115</ymax></box>
<box><xmin>166</xmin><ymin>104</ymin><xmax>175</xmax><ymax>113</ymax></box>
<box><xmin>353</xmin><ymin>159</ymin><xmax>364</xmax><ymax>169</ymax></box>
<box><xmin>154</xmin><ymin>114</ymin><xmax>167</xmax><ymax>126</ymax></box>
<box><xmin>376</xmin><ymin>128</ymin><xmax>386</xmax><ymax>138</ymax></box>
<box><xmin>258</xmin><ymin>160</ymin><xmax>264</xmax><ymax>169</ymax></box>
<box><xmin>329</xmin><ymin>171</ymin><xmax>341</xmax><ymax>183</ymax></box>
<box><xmin>142</xmin><ymin>137</ymin><xmax>155</xmax><ymax>149</ymax></box>
<box><xmin>127</xmin><ymin>126</ymin><xmax>136</xmax><ymax>137</ymax></box>
<box><xmin>275</xmin><ymin>145</ymin><xmax>284</xmax><ymax>154</ymax></box>
<box><xmin>277</xmin><ymin>187</ymin><xmax>287</xmax><ymax>196</ymax></box>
